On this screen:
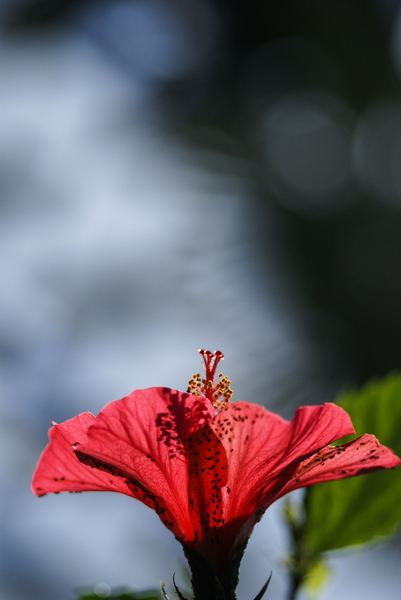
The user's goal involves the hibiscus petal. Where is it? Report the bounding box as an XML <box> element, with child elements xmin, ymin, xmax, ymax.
<box><xmin>75</xmin><ymin>387</ymin><xmax>215</xmax><ymax>538</ymax></box>
<box><xmin>31</xmin><ymin>413</ymin><xmax>134</xmax><ymax>496</ymax></box>
<box><xmin>279</xmin><ymin>433</ymin><xmax>401</xmax><ymax>494</ymax></box>
<box><xmin>209</xmin><ymin>401</ymin><xmax>355</xmax><ymax>519</ymax></box>
<box><xmin>186</xmin><ymin>423</ymin><xmax>229</xmax><ymax>566</ymax></box>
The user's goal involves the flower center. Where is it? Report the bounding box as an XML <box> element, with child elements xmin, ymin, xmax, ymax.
<box><xmin>187</xmin><ymin>349</ymin><xmax>233</xmax><ymax>411</ymax></box>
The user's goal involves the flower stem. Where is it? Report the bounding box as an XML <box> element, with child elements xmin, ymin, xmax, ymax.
<box><xmin>287</xmin><ymin>573</ymin><xmax>302</xmax><ymax>600</ymax></box>
<box><xmin>284</xmin><ymin>499</ymin><xmax>316</xmax><ymax>600</ymax></box>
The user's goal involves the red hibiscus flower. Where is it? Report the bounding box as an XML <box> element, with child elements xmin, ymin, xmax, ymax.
<box><xmin>32</xmin><ymin>350</ymin><xmax>401</xmax><ymax>600</ymax></box>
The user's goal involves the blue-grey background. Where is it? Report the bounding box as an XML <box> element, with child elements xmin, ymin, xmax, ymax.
<box><xmin>1</xmin><ymin>1</ymin><xmax>401</xmax><ymax>599</ymax></box>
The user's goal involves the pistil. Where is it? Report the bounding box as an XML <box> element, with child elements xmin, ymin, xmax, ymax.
<box><xmin>187</xmin><ymin>350</ymin><xmax>233</xmax><ymax>411</ymax></box>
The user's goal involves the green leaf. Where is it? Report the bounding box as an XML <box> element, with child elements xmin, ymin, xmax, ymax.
<box><xmin>303</xmin><ymin>372</ymin><xmax>401</xmax><ymax>554</ymax></box>
<box><xmin>75</xmin><ymin>586</ymin><xmax>161</xmax><ymax>600</ymax></box>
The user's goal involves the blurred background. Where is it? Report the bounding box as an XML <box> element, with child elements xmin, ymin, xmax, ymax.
<box><xmin>1</xmin><ymin>0</ymin><xmax>401</xmax><ymax>598</ymax></box>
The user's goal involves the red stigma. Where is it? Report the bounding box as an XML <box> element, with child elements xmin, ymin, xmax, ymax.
<box><xmin>199</xmin><ymin>349</ymin><xmax>224</xmax><ymax>385</ymax></box>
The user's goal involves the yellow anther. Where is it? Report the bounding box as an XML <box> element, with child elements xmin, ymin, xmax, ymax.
<box><xmin>187</xmin><ymin>350</ymin><xmax>233</xmax><ymax>412</ymax></box>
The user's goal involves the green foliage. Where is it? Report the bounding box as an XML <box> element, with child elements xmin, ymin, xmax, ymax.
<box><xmin>303</xmin><ymin>372</ymin><xmax>401</xmax><ymax>554</ymax></box>
<box><xmin>301</xmin><ymin>560</ymin><xmax>330</xmax><ymax>596</ymax></box>
<box><xmin>75</xmin><ymin>587</ymin><xmax>161</xmax><ymax>600</ymax></box>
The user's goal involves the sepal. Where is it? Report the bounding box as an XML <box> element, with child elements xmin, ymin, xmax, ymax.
<box><xmin>181</xmin><ymin>537</ymin><xmax>249</xmax><ymax>600</ymax></box>
<box><xmin>252</xmin><ymin>572</ymin><xmax>272</xmax><ymax>600</ymax></box>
